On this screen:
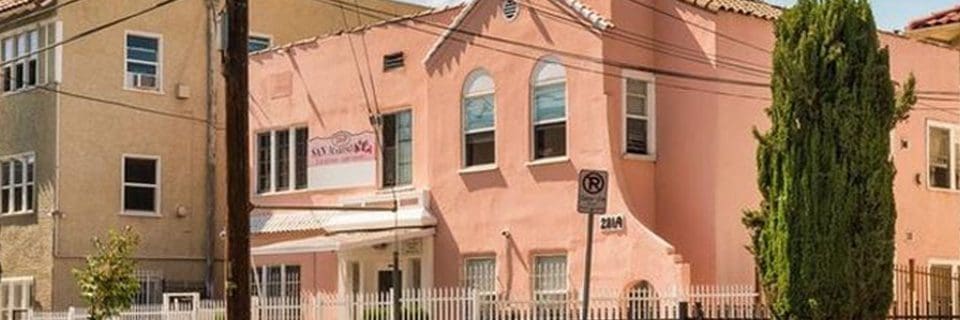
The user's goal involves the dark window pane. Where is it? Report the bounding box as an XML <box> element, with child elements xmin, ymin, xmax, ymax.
<box><xmin>1</xmin><ymin>161</ymin><xmax>8</xmax><ymax>186</ymax></box>
<box><xmin>124</xmin><ymin>186</ymin><xmax>156</xmax><ymax>211</ymax></box>
<box><xmin>266</xmin><ymin>266</ymin><xmax>282</xmax><ymax>297</ymax></box>
<box><xmin>13</xmin><ymin>187</ymin><xmax>21</xmax><ymax>212</ymax></box>
<box><xmin>126</xmin><ymin>48</ymin><xmax>158</xmax><ymax>62</ymax></box>
<box><xmin>382</xmin><ymin>114</ymin><xmax>397</xmax><ymax>187</ymax></box>
<box><xmin>534</xmin><ymin>122</ymin><xmax>566</xmax><ymax>159</ymax></box>
<box><xmin>2</xmin><ymin>67</ymin><xmax>11</xmax><ymax>91</ymax></box>
<box><xmin>285</xmin><ymin>266</ymin><xmax>301</xmax><ymax>298</ymax></box>
<box><xmin>25</xmin><ymin>160</ymin><xmax>32</xmax><ymax>183</ymax></box>
<box><xmin>275</xmin><ymin>130</ymin><xmax>290</xmax><ymax>191</ymax></box>
<box><xmin>12</xmin><ymin>160</ymin><xmax>22</xmax><ymax>184</ymax></box>
<box><xmin>295</xmin><ymin>128</ymin><xmax>308</xmax><ymax>189</ymax></box>
<box><xmin>248</xmin><ymin>36</ymin><xmax>271</xmax><ymax>52</ymax></box>
<box><xmin>930</xmin><ymin>127</ymin><xmax>952</xmax><ymax>188</ymax></box>
<box><xmin>124</xmin><ymin>158</ymin><xmax>157</xmax><ymax>184</ymax></box>
<box><xmin>126</xmin><ymin>62</ymin><xmax>157</xmax><ymax>75</ymax></box>
<box><xmin>626</xmin><ymin>118</ymin><xmax>648</xmax><ymax>155</ymax></box>
<box><xmin>127</xmin><ymin>36</ymin><xmax>158</xmax><ymax>53</ymax></box>
<box><xmin>257</xmin><ymin>133</ymin><xmax>271</xmax><ymax>193</ymax></box>
<box><xmin>1</xmin><ymin>189</ymin><xmax>9</xmax><ymax>213</ymax></box>
<box><xmin>26</xmin><ymin>59</ymin><xmax>36</xmax><ymax>86</ymax></box>
<box><xmin>465</xmin><ymin>131</ymin><xmax>495</xmax><ymax>167</ymax></box>
<box><xmin>14</xmin><ymin>62</ymin><xmax>23</xmax><ymax>89</ymax></box>
<box><xmin>25</xmin><ymin>185</ymin><xmax>32</xmax><ymax>211</ymax></box>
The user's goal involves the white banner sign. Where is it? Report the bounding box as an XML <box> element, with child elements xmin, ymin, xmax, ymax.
<box><xmin>308</xmin><ymin>131</ymin><xmax>377</xmax><ymax>189</ymax></box>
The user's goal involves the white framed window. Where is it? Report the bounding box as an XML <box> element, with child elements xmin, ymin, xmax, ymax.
<box><xmin>533</xmin><ymin>255</ymin><xmax>567</xmax><ymax>300</ymax></box>
<box><xmin>531</xmin><ymin>57</ymin><xmax>567</xmax><ymax>160</ymax></box>
<box><xmin>1</xmin><ymin>28</ymin><xmax>39</xmax><ymax>93</ymax></box>
<box><xmin>382</xmin><ymin>110</ymin><xmax>412</xmax><ymax>188</ymax></box>
<box><xmin>464</xmin><ymin>257</ymin><xmax>496</xmax><ymax>296</ymax></box>
<box><xmin>248</xmin><ymin>34</ymin><xmax>272</xmax><ymax>52</ymax></box>
<box><xmin>256</xmin><ymin>127</ymin><xmax>309</xmax><ymax>194</ymax></box>
<box><xmin>122</xmin><ymin>155</ymin><xmax>160</xmax><ymax>216</ymax></box>
<box><xmin>623</xmin><ymin>70</ymin><xmax>656</xmax><ymax>158</ymax></box>
<box><xmin>927</xmin><ymin>120</ymin><xmax>960</xmax><ymax>191</ymax></box>
<box><xmin>1</xmin><ymin>153</ymin><xmax>35</xmax><ymax>216</ymax></box>
<box><xmin>0</xmin><ymin>277</ymin><xmax>33</xmax><ymax>320</ymax></box>
<box><xmin>252</xmin><ymin>265</ymin><xmax>301</xmax><ymax>299</ymax></box>
<box><xmin>927</xmin><ymin>260</ymin><xmax>960</xmax><ymax>316</ymax></box>
<box><xmin>124</xmin><ymin>31</ymin><xmax>162</xmax><ymax>92</ymax></box>
<box><xmin>462</xmin><ymin>70</ymin><xmax>496</xmax><ymax>168</ymax></box>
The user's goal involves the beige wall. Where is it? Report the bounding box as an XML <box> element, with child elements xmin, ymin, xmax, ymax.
<box><xmin>0</xmin><ymin>0</ymin><xmax>424</xmax><ymax>310</ymax></box>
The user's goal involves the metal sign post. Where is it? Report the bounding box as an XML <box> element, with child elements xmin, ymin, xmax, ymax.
<box><xmin>577</xmin><ymin>170</ymin><xmax>608</xmax><ymax>320</ymax></box>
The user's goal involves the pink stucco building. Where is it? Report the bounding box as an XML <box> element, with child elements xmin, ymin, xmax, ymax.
<box><xmin>245</xmin><ymin>0</ymin><xmax>960</xmax><ymax>300</ymax></box>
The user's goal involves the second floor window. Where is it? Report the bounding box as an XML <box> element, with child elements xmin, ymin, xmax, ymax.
<box><xmin>928</xmin><ymin>121</ymin><xmax>960</xmax><ymax>190</ymax></box>
<box><xmin>0</xmin><ymin>153</ymin><xmax>34</xmax><ymax>216</ymax></box>
<box><xmin>382</xmin><ymin>111</ymin><xmax>412</xmax><ymax>187</ymax></box>
<box><xmin>2</xmin><ymin>30</ymin><xmax>38</xmax><ymax>93</ymax></box>
<box><xmin>463</xmin><ymin>70</ymin><xmax>496</xmax><ymax>167</ymax></box>
<box><xmin>125</xmin><ymin>33</ymin><xmax>161</xmax><ymax>91</ymax></box>
<box><xmin>624</xmin><ymin>73</ymin><xmax>656</xmax><ymax>156</ymax></box>
<box><xmin>257</xmin><ymin>127</ymin><xmax>309</xmax><ymax>194</ymax></box>
<box><xmin>531</xmin><ymin>58</ymin><xmax>567</xmax><ymax>160</ymax></box>
<box><xmin>122</xmin><ymin>156</ymin><xmax>160</xmax><ymax>215</ymax></box>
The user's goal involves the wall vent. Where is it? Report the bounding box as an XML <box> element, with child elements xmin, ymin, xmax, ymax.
<box><xmin>383</xmin><ymin>52</ymin><xmax>405</xmax><ymax>71</ymax></box>
<box><xmin>502</xmin><ymin>0</ymin><xmax>519</xmax><ymax>21</ymax></box>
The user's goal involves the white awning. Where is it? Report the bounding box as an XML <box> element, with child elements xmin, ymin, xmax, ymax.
<box><xmin>250</xmin><ymin>207</ymin><xmax>436</xmax><ymax>234</ymax></box>
<box><xmin>251</xmin><ymin>228</ymin><xmax>435</xmax><ymax>255</ymax></box>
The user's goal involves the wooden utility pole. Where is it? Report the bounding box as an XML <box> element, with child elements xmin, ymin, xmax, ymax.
<box><xmin>224</xmin><ymin>0</ymin><xmax>250</xmax><ymax>319</ymax></box>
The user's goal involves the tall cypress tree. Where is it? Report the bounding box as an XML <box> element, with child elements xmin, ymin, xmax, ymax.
<box><xmin>743</xmin><ymin>0</ymin><xmax>915</xmax><ymax>318</ymax></box>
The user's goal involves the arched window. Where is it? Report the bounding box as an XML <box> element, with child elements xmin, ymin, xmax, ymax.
<box><xmin>463</xmin><ymin>69</ymin><xmax>496</xmax><ymax>167</ymax></box>
<box><xmin>531</xmin><ymin>58</ymin><xmax>567</xmax><ymax>160</ymax></box>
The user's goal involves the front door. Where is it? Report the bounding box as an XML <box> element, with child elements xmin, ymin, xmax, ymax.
<box><xmin>377</xmin><ymin>269</ymin><xmax>402</xmax><ymax>294</ymax></box>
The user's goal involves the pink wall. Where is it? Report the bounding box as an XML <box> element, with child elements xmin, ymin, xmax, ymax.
<box><xmin>249</xmin><ymin>0</ymin><xmax>960</xmax><ymax>295</ymax></box>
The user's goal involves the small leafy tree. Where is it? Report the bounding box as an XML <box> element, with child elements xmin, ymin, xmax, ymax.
<box><xmin>74</xmin><ymin>226</ymin><xmax>141</xmax><ymax>320</ymax></box>
<box><xmin>744</xmin><ymin>0</ymin><xmax>916</xmax><ymax>319</ymax></box>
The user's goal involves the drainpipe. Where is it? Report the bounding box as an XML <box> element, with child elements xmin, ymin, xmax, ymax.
<box><xmin>203</xmin><ymin>0</ymin><xmax>219</xmax><ymax>299</ymax></box>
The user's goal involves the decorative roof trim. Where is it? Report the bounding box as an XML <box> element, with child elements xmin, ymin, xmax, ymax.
<box><xmin>422</xmin><ymin>0</ymin><xmax>613</xmax><ymax>64</ymax></box>
<box><xmin>907</xmin><ymin>4</ymin><xmax>960</xmax><ymax>31</ymax></box>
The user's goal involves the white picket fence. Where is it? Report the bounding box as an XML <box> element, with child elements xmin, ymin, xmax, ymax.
<box><xmin>27</xmin><ymin>285</ymin><xmax>762</xmax><ymax>320</ymax></box>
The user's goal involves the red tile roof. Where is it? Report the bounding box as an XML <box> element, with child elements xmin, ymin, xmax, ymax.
<box><xmin>907</xmin><ymin>4</ymin><xmax>960</xmax><ymax>31</ymax></box>
<box><xmin>0</xmin><ymin>0</ymin><xmax>54</xmax><ymax>22</ymax></box>
<box><xmin>680</xmin><ymin>0</ymin><xmax>783</xmax><ymax>21</ymax></box>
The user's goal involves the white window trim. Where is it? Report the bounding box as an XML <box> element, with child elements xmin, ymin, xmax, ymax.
<box><xmin>255</xmin><ymin>126</ymin><xmax>308</xmax><ymax>195</ymax></box>
<box><xmin>926</xmin><ymin>120</ymin><xmax>960</xmax><ymax>192</ymax></box>
<box><xmin>123</xmin><ymin>30</ymin><xmax>163</xmax><ymax>94</ymax></box>
<box><xmin>622</xmin><ymin>69</ymin><xmax>656</xmax><ymax>161</ymax></box>
<box><xmin>927</xmin><ymin>259</ymin><xmax>960</xmax><ymax>315</ymax></box>
<box><xmin>1</xmin><ymin>276</ymin><xmax>34</xmax><ymax>319</ymax></box>
<box><xmin>463</xmin><ymin>256</ymin><xmax>497</xmax><ymax>295</ymax></box>
<box><xmin>0</xmin><ymin>152</ymin><xmax>36</xmax><ymax>217</ymax></box>
<box><xmin>462</xmin><ymin>70</ymin><xmax>497</xmax><ymax>169</ymax></box>
<box><xmin>1</xmin><ymin>24</ymin><xmax>43</xmax><ymax>96</ymax></box>
<box><xmin>248</xmin><ymin>33</ymin><xmax>273</xmax><ymax>52</ymax></box>
<box><xmin>529</xmin><ymin>58</ymin><xmax>569</xmax><ymax>162</ymax></box>
<box><xmin>380</xmin><ymin>109</ymin><xmax>414</xmax><ymax>189</ymax></box>
<box><xmin>253</xmin><ymin>264</ymin><xmax>301</xmax><ymax>299</ymax></box>
<box><xmin>531</xmin><ymin>254</ymin><xmax>568</xmax><ymax>298</ymax></box>
<box><xmin>120</xmin><ymin>154</ymin><xmax>161</xmax><ymax>217</ymax></box>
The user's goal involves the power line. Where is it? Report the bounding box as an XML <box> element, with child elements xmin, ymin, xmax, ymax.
<box><xmin>36</xmin><ymin>85</ymin><xmax>224</xmax><ymax>129</ymax></box>
<box><xmin>311</xmin><ymin>0</ymin><xmax>771</xmax><ymax>89</ymax></box>
<box><xmin>1</xmin><ymin>0</ymin><xmax>183</xmax><ymax>68</ymax></box>
<box><xmin>518</xmin><ymin>0</ymin><xmax>773</xmax><ymax>78</ymax></box>
<box><xmin>624</xmin><ymin>0</ymin><xmax>773</xmax><ymax>54</ymax></box>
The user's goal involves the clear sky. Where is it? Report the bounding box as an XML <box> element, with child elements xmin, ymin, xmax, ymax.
<box><xmin>765</xmin><ymin>0</ymin><xmax>956</xmax><ymax>31</ymax></box>
<box><xmin>397</xmin><ymin>0</ymin><xmax>958</xmax><ymax>32</ymax></box>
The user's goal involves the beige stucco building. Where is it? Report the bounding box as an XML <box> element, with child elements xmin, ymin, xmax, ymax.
<box><xmin>0</xmin><ymin>0</ymin><xmax>423</xmax><ymax>313</ymax></box>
